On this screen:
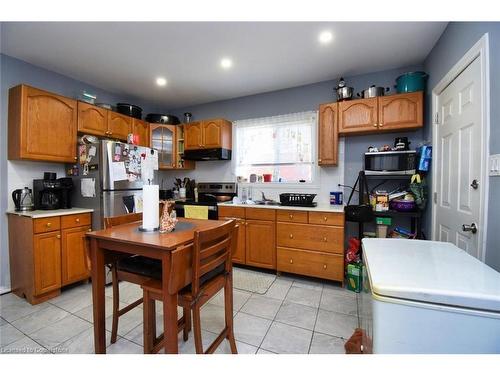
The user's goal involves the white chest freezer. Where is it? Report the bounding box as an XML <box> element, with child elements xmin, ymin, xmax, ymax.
<box><xmin>360</xmin><ymin>239</ymin><xmax>500</xmax><ymax>354</ymax></box>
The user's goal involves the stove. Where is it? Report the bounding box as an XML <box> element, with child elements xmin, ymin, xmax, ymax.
<box><xmin>175</xmin><ymin>182</ymin><xmax>237</xmax><ymax>219</ymax></box>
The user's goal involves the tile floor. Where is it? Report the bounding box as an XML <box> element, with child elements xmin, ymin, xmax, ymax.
<box><xmin>0</xmin><ymin>268</ymin><xmax>359</xmax><ymax>354</ymax></box>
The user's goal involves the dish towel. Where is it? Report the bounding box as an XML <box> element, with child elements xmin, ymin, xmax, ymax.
<box><xmin>184</xmin><ymin>205</ymin><xmax>209</xmax><ymax>220</ymax></box>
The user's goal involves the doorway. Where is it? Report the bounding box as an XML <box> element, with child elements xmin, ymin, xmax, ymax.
<box><xmin>432</xmin><ymin>34</ymin><xmax>490</xmax><ymax>261</ymax></box>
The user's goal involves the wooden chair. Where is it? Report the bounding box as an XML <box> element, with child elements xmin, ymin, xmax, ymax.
<box><xmin>142</xmin><ymin>219</ymin><xmax>238</xmax><ymax>354</ymax></box>
<box><xmin>103</xmin><ymin>213</ymin><xmax>165</xmax><ymax>345</ymax></box>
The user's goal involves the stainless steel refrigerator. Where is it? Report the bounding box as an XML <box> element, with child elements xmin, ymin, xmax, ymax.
<box><xmin>70</xmin><ymin>140</ymin><xmax>158</xmax><ymax>230</ymax></box>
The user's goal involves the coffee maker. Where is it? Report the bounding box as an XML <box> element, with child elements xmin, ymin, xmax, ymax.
<box><xmin>33</xmin><ymin>172</ymin><xmax>74</xmax><ymax>210</ymax></box>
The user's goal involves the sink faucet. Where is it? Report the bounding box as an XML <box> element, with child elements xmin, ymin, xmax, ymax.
<box><xmin>261</xmin><ymin>191</ymin><xmax>269</xmax><ymax>201</ymax></box>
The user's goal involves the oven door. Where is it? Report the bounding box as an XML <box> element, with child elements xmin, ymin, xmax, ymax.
<box><xmin>175</xmin><ymin>203</ymin><xmax>218</xmax><ymax>220</ymax></box>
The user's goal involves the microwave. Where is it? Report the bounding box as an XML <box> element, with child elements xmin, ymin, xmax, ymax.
<box><xmin>364</xmin><ymin>150</ymin><xmax>416</xmax><ymax>175</ymax></box>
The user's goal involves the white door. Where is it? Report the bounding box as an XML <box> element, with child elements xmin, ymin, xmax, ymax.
<box><xmin>434</xmin><ymin>56</ymin><xmax>483</xmax><ymax>258</ymax></box>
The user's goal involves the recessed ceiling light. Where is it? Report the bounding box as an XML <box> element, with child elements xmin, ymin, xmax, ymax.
<box><xmin>318</xmin><ymin>31</ymin><xmax>333</xmax><ymax>44</ymax></box>
<box><xmin>220</xmin><ymin>58</ymin><xmax>233</xmax><ymax>69</ymax></box>
<box><xmin>156</xmin><ymin>77</ymin><xmax>167</xmax><ymax>86</ymax></box>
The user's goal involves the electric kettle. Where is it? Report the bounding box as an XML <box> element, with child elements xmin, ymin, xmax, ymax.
<box><xmin>12</xmin><ymin>187</ymin><xmax>34</xmax><ymax>211</ymax></box>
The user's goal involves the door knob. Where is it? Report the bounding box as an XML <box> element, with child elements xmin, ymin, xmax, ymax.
<box><xmin>462</xmin><ymin>223</ymin><xmax>477</xmax><ymax>234</ymax></box>
<box><xmin>470</xmin><ymin>179</ymin><xmax>479</xmax><ymax>189</ymax></box>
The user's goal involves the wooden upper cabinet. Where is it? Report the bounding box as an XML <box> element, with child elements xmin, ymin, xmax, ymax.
<box><xmin>132</xmin><ymin>119</ymin><xmax>150</xmax><ymax>147</ymax></box>
<box><xmin>185</xmin><ymin>119</ymin><xmax>232</xmax><ymax>150</ymax></box>
<box><xmin>203</xmin><ymin>120</ymin><xmax>223</xmax><ymax>148</ymax></box>
<box><xmin>108</xmin><ymin>111</ymin><xmax>132</xmax><ymax>140</ymax></box>
<box><xmin>338</xmin><ymin>97</ymin><xmax>378</xmax><ymax>135</ymax></box>
<box><xmin>77</xmin><ymin>101</ymin><xmax>108</xmax><ymax>136</ymax></box>
<box><xmin>61</xmin><ymin>226</ymin><xmax>91</xmax><ymax>286</ymax></box>
<box><xmin>245</xmin><ymin>220</ymin><xmax>276</xmax><ymax>270</ymax></box>
<box><xmin>378</xmin><ymin>91</ymin><xmax>423</xmax><ymax>131</ymax></box>
<box><xmin>318</xmin><ymin>103</ymin><xmax>339</xmax><ymax>166</ymax></box>
<box><xmin>8</xmin><ymin>85</ymin><xmax>77</xmax><ymax>163</ymax></box>
<box><xmin>184</xmin><ymin>121</ymin><xmax>203</xmax><ymax>150</ymax></box>
<box><xmin>33</xmin><ymin>232</ymin><xmax>62</xmax><ymax>295</ymax></box>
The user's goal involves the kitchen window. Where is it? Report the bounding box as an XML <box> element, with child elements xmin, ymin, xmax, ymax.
<box><xmin>234</xmin><ymin>111</ymin><xmax>316</xmax><ymax>183</ymax></box>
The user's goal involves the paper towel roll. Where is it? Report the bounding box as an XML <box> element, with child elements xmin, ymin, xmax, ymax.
<box><xmin>142</xmin><ymin>185</ymin><xmax>159</xmax><ymax>230</ymax></box>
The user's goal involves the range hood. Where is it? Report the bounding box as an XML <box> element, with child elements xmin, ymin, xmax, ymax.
<box><xmin>183</xmin><ymin>148</ymin><xmax>232</xmax><ymax>161</ymax></box>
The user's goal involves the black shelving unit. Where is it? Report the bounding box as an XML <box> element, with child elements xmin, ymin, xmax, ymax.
<box><xmin>357</xmin><ymin>171</ymin><xmax>423</xmax><ymax>239</ymax></box>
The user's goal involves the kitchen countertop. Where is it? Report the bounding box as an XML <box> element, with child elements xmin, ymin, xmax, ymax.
<box><xmin>6</xmin><ymin>207</ymin><xmax>94</xmax><ymax>218</ymax></box>
<box><xmin>218</xmin><ymin>202</ymin><xmax>345</xmax><ymax>213</ymax></box>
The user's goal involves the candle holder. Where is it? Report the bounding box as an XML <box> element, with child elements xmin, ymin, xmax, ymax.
<box><xmin>159</xmin><ymin>200</ymin><xmax>178</xmax><ymax>233</ymax></box>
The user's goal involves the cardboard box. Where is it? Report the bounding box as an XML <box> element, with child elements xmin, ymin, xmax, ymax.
<box><xmin>347</xmin><ymin>263</ymin><xmax>362</xmax><ymax>293</ymax></box>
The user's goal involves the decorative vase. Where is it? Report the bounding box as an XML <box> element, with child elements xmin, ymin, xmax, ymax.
<box><xmin>159</xmin><ymin>200</ymin><xmax>178</xmax><ymax>233</ymax></box>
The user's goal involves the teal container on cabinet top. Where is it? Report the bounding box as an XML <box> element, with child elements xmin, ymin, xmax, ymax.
<box><xmin>395</xmin><ymin>71</ymin><xmax>428</xmax><ymax>93</ymax></box>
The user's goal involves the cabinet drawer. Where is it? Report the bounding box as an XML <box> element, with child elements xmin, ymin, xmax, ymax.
<box><xmin>308</xmin><ymin>211</ymin><xmax>344</xmax><ymax>226</ymax></box>
<box><xmin>218</xmin><ymin>205</ymin><xmax>245</xmax><ymax>219</ymax></box>
<box><xmin>277</xmin><ymin>247</ymin><xmax>343</xmax><ymax>282</ymax></box>
<box><xmin>277</xmin><ymin>223</ymin><xmax>344</xmax><ymax>254</ymax></box>
<box><xmin>61</xmin><ymin>213</ymin><xmax>91</xmax><ymax>229</ymax></box>
<box><xmin>276</xmin><ymin>210</ymin><xmax>308</xmax><ymax>223</ymax></box>
<box><xmin>245</xmin><ymin>208</ymin><xmax>276</xmax><ymax>221</ymax></box>
<box><xmin>34</xmin><ymin>217</ymin><xmax>61</xmax><ymax>234</ymax></box>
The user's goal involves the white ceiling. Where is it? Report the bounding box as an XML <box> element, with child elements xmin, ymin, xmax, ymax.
<box><xmin>1</xmin><ymin>22</ymin><xmax>447</xmax><ymax>109</ymax></box>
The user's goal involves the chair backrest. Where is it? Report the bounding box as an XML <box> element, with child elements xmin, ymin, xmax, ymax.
<box><xmin>104</xmin><ymin>212</ymin><xmax>142</xmax><ymax>229</ymax></box>
<box><xmin>191</xmin><ymin>220</ymin><xmax>237</xmax><ymax>295</ymax></box>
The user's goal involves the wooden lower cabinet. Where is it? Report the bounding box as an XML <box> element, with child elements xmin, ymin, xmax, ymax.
<box><xmin>277</xmin><ymin>247</ymin><xmax>343</xmax><ymax>282</ymax></box>
<box><xmin>61</xmin><ymin>226</ymin><xmax>91</xmax><ymax>285</ymax></box>
<box><xmin>218</xmin><ymin>206</ymin><xmax>344</xmax><ymax>283</ymax></box>
<box><xmin>33</xmin><ymin>232</ymin><xmax>62</xmax><ymax>295</ymax></box>
<box><xmin>277</xmin><ymin>222</ymin><xmax>344</xmax><ymax>254</ymax></box>
<box><xmin>220</xmin><ymin>216</ymin><xmax>246</xmax><ymax>264</ymax></box>
<box><xmin>245</xmin><ymin>219</ymin><xmax>276</xmax><ymax>269</ymax></box>
<box><xmin>8</xmin><ymin>212</ymin><xmax>92</xmax><ymax>304</ymax></box>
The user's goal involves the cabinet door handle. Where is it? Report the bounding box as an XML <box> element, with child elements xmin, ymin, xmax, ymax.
<box><xmin>373</xmin><ymin>123</ymin><xmax>377</xmax><ymax>127</ymax></box>
<box><xmin>318</xmin><ymin>158</ymin><xmax>322</xmax><ymax>162</ymax></box>
<box><xmin>289</xmin><ymin>214</ymin><xmax>294</xmax><ymax>219</ymax></box>
<box><xmin>379</xmin><ymin>123</ymin><xmax>383</xmax><ymax>127</ymax></box>
<box><xmin>323</xmin><ymin>216</ymin><xmax>328</xmax><ymax>222</ymax></box>
<box><xmin>323</xmin><ymin>264</ymin><xmax>327</xmax><ymax>270</ymax></box>
<box><xmin>75</xmin><ymin>218</ymin><xmax>80</xmax><ymax>223</ymax></box>
<box><xmin>56</xmin><ymin>234</ymin><xmax>61</xmax><ymax>239</ymax></box>
<box><xmin>289</xmin><ymin>259</ymin><xmax>293</xmax><ymax>264</ymax></box>
<box><xmin>46</xmin><ymin>222</ymin><xmax>52</xmax><ymax>228</ymax></box>
<box><xmin>87</xmin><ymin>228</ymin><xmax>92</xmax><ymax>232</ymax></box>
<box><xmin>289</xmin><ymin>234</ymin><xmax>294</xmax><ymax>239</ymax></box>
<box><xmin>323</xmin><ymin>237</ymin><xmax>328</xmax><ymax>242</ymax></box>
<box><xmin>74</xmin><ymin>156</ymin><xmax>78</xmax><ymax>161</ymax></box>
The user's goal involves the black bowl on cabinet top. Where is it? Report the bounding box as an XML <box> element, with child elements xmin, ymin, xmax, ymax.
<box><xmin>116</xmin><ymin>103</ymin><xmax>142</xmax><ymax>119</ymax></box>
<box><xmin>145</xmin><ymin>113</ymin><xmax>180</xmax><ymax>125</ymax></box>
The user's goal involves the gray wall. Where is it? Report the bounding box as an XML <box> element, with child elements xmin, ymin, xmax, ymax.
<box><xmin>166</xmin><ymin>64</ymin><xmax>426</xmax><ymax>236</ymax></box>
<box><xmin>424</xmin><ymin>22</ymin><xmax>500</xmax><ymax>271</ymax></box>
<box><xmin>0</xmin><ymin>53</ymin><xmax>162</xmax><ymax>292</ymax></box>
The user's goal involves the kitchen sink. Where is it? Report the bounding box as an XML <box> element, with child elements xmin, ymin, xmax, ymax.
<box><xmin>254</xmin><ymin>200</ymin><xmax>281</xmax><ymax>206</ymax></box>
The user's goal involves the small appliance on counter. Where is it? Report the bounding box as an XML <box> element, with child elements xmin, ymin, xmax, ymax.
<box><xmin>33</xmin><ymin>172</ymin><xmax>74</xmax><ymax>210</ymax></box>
<box><xmin>12</xmin><ymin>187</ymin><xmax>34</xmax><ymax>211</ymax></box>
<box><xmin>364</xmin><ymin>150</ymin><xmax>416</xmax><ymax>175</ymax></box>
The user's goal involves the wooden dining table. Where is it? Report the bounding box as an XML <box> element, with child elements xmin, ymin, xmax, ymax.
<box><xmin>86</xmin><ymin>217</ymin><xmax>228</xmax><ymax>354</ymax></box>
